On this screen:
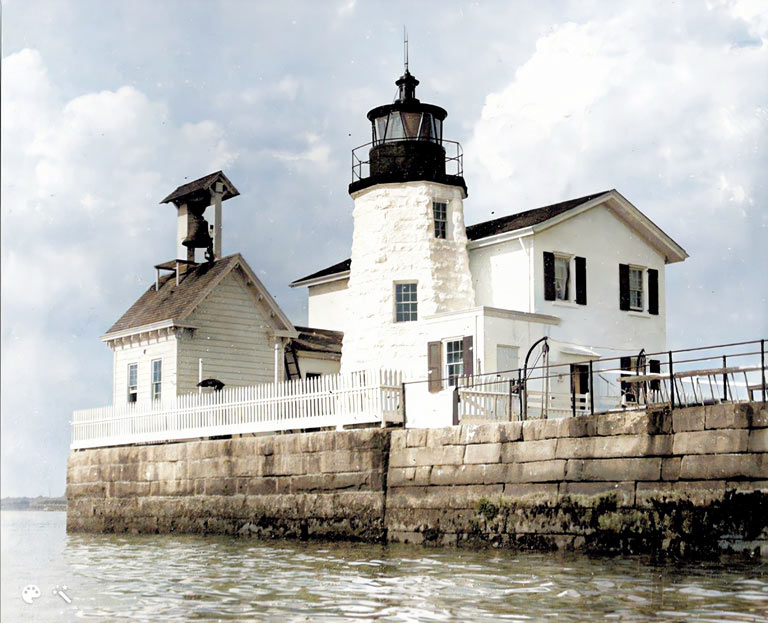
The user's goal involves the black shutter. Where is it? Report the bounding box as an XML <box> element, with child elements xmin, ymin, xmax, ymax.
<box><xmin>543</xmin><ymin>252</ymin><xmax>555</xmax><ymax>301</ymax></box>
<box><xmin>575</xmin><ymin>256</ymin><xmax>587</xmax><ymax>305</ymax></box>
<box><xmin>649</xmin><ymin>358</ymin><xmax>661</xmax><ymax>391</ymax></box>
<box><xmin>648</xmin><ymin>269</ymin><xmax>659</xmax><ymax>315</ymax></box>
<box><xmin>619</xmin><ymin>264</ymin><xmax>630</xmax><ymax>310</ymax></box>
<box><xmin>462</xmin><ymin>336</ymin><xmax>474</xmax><ymax>377</ymax></box>
<box><xmin>428</xmin><ymin>341</ymin><xmax>442</xmax><ymax>393</ymax></box>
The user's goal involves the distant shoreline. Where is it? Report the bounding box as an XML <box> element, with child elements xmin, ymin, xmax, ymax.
<box><xmin>1</xmin><ymin>496</ymin><xmax>67</xmax><ymax>512</ymax></box>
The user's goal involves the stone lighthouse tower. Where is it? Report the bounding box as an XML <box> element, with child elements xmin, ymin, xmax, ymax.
<box><xmin>340</xmin><ymin>67</ymin><xmax>475</xmax><ymax>374</ymax></box>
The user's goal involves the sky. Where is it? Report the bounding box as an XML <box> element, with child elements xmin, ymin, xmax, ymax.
<box><xmin>2</xmin><ymin>0</ymin><xmax>767</xmax><ymax>497</ymax></box>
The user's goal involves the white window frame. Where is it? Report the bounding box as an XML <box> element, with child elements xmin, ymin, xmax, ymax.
<box><xmin>433</xmin><ymin>201</ymin><xmax>448</xmax><ymax>240</ymax></box>
<box><xmin>127</xmin><ymin>363</ymin><xmax>138</xmax><ymax>403</ymax></box>
<box><xmin>151</xmin><ymin>359</ymin><xmax>162</xmax><ymax>401</ymax></box>
<box><xmin>394</xmin><ymin>282</ymin><xmax>418</xmax><ymax>323</ymax></box>
<box><xmin>629</xmin><ymin>265</ymin><xmax>644</xmax><ymax>311</ymax></box>
<box><xmin>444</xmin><ymin>337</ymin><xmax>464</xmax><ymax>387</ymax></box>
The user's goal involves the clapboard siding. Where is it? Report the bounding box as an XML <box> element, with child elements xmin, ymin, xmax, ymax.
<box><xmin>112</xmin><ymin>336</ymin><xmax>178</xmax><ymax>405</ymax></box>
<box><xmin>177</xmin><ymin>271</ymin><xmax>276</xmax><ymax>393</ymax></box>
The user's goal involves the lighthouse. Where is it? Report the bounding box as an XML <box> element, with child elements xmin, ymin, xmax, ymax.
<box><xmin>340</xmin><ymin>66</ymin><xmax>476</xmax><ymax>374</ymax></box>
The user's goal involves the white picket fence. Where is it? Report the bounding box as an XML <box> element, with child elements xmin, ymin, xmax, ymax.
<box><xmin>71</xmin><ymin>369</ymin><xmax>403</xmax><ymax>450</ymax></box>
<box><xmin>458</xmin><ymin>383</ymin><xmax>590</xmax><ymax>422</ymax></box>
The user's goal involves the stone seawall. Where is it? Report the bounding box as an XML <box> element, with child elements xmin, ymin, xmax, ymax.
<box><xmin>67</xmin><ymin>403</ymin><xmax>768</xmax><ymax>556</ymax></box>
<box><xmin>67</xmin><ymin>428</ymin><xmax>390</xmax><ymax>541</ymax></box>
<box><xmin>387</xmin><ymin>402</ymin><xmax>768</xmax><ymax>556</ymax></box>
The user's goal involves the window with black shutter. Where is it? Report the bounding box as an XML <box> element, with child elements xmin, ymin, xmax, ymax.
<box><xmin>575</xmin><ymin>256</ymin><xmax>587</xmax><ymax>305</ymax></box>
<box><xmin>462</xmin><ymin>335</ymin><xmax>474</xmax><ymax>377</ymax></box>
<box><xmin>619</xmin><ymin>264</ymin><xmax>630</xmax><ymax>310</ymax></box>
<box><xmin>648</xmin><ymin>269</ymin><xmax>659</xmax><ymax>315</ymax></box>
<box><xmin>543</xmin><ymin>252</ymin><xmax>555</xmax><ymax>301</ymax></box>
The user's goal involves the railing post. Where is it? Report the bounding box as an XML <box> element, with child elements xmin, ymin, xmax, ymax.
<box><xmin>571</xmin><ymin>367</ymin><xmax>577</xmax><ymax>419</ymax></box>
<box><xmin>401</xmin><ymin>381</ymin><xmax>407</xmax><ymax>428</ymax></box>
<box><xmin>518</xmin><ymin>369</ymin><xmax>525</xmax><ymax>421</ymax></box>
<box><xmin>668</xmin><ymin>350</ymin><xmax>675</xmax><ymax>411</ymax></box>
<box><xmin>589</xmin><ymin>360</ymin><xmax>595</xmax><ymax>416</ymax></box>
<box><xmin>722</xmin><ymin>355</ymin><xmax>728</xmax><ymax>402</ymax></box>
<box><xmin>762</xmin><ymin>339</ymin><xmax>766</xmax><ymax>403</ymax></box>
<box><xmin>508</xmin><ymin>378</ymin><xmax>513</xmax><ymax>422</ymax></box>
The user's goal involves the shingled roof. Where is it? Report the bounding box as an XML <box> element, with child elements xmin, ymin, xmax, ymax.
<box><xmin>160</xmin><ymin>171</ymin><xmax>239</xmax><ymax>205</ymax></box>
<box><xmin>290</xmin><ymin>326</ymin><xmax>343</xmax><ymax>356</ymax></box>
<box><xmin>290</xmin><ymin>191</ymin><xmax>611</xmax><ymax>286</ymax></box>
<box><xmin>105</xmin><ymin>253</ymin><xmax>294</xmax><ymax>337</ymax></box>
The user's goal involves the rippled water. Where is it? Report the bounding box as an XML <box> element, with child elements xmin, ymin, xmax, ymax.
<box><xmin>2</xmin><ymin>512</ymin><xmax>767</xmax><ymax>622</ymax></box>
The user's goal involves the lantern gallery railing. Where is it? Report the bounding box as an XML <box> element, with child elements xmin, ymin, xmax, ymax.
<box><xmin>351</xmin><ymin>139</ymin><xmax>464</xmax><ymax>183</ymax></box>
<box><xmin>71</xmin><ymin>369</ymin><xmax>404</xmax><ymax>450</ymax></box>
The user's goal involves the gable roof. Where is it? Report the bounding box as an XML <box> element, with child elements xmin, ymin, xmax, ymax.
<box><xmin>105</xmin><ymin>253</ymin><xmax>295</xmax><ymax>338</ymax></box>
<box><xmin>290</xmin><ymin>189</ymin><xmax>687</xmax><ymax>286</ymax></box>
<box><xmin>290</xmin><ymin>258</ymin><xmax>351</xmax><ymax>287</ymax></box>
<box><xmin>160</xmin><ymin>171</ymin><xmax>239</xmax><ymax>205</ymax></box>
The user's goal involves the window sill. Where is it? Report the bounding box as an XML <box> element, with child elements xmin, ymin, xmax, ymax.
<box><xmin>552</xmin><ymin>300</ymin><xmax>582</xmax><ymax>308</ymax></box>
<box><xmin>627</xmin><ymin>310</ymin><xmax>651</xmax><ymax>318</ymax></box>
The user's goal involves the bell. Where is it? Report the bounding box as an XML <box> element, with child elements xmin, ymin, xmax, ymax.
<box><xmin>182</xmin><ymin>212</ymin><xmax>213</xmax><ymax>249</ymax></box>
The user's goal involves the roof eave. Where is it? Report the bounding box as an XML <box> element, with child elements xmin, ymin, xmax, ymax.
<box><xmin>290</xmin><ymin>271</ymin><xmax>351</xmax><ymax>288</ymax></box>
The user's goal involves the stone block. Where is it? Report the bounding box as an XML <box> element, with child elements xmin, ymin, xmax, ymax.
<box><xmin>389</xmin><ymin>445</ymin><xmax>464</xmax><ymax>468</ymax></box>
<box><xmin>597</xmin><ymin>412</ymin><xmax>654</xmax><ymax>436</ymax></box>
<box><xmin>507</xmin><ymin>460</ymin><xmax>567</xmax><ymax>483</ymax></box>
<box><xmin>672</xmin><ymin>409</ymin><xmax>705</xmax><ymax>433</ymax></box>
<box><xmin>460</xmin><ymin>423</ymin><xmax>502</xmax><ymax>444</ymax></box>
<box><xmin>705</xmin><ymin>403</ymin><xmax>750</xmax><ymax>429</ymax></box>
<box><xmin>522</xmin><ymin>419</ymin><xmax>562</xmax><ymax>441</ymax></box>
<box><xmin>273</xmin><ymin>453</ymin><xmax>304</xmax><ymax>476</ymax></box>
<box><xmin>557</xmin><ymin>416</ymin><xmax>598</xmax><ymax>438</ymax></box>
<box><xmin>274</xmin><ymin>434</ymin><xmax>302</xmax><ymax>455</ymax></box>
<box><xmin>565</xmin><ymin>457</ymin><xmax>661</xmax><ymax>482</ymax></box>
<box><xmin>406</xmin><ymin>429</ymin><xmax>427</xmax><ymax>447</ymax></box>
<box><xmin>498</xmin><ymin>422</ymin><xmax>523</xmax><ymax>442</ymax></box>
<box><xmin>387</xmin><ymin>484</ymin><xmax>503</xmax><ymax>510</ymax></box>
<box><xmin>679</xmin><ymin>453</ymin><xmax>768</xmax><ymax>480</ymax></box>
<box><xmin>671</xmin><ymin>480</ymin><xmax>727</xmax><ymax>504</ymax></box>
<box><xmin>635</xmin><ymin>481</ymin><xmax>675</xmax><ymax>507</ymax></box>
<box><xmin>426</xmin><ymin>427</ymin><xmax>461</xmax><ymax>448</ymax></box>
<box><xmin>464</xmin><ymin>443</ymin><xmax>502</xmax><ymax>464</ymax></box>
<box><xmin>388</xmin><ymin>467</ymin><xmax>416</xmax><ymax>487</ymax></box>
<box><xmin>200</xmin><ymin>439</ymin><xmax>231</xmax><ymax>459</ymax></box>
<box><xmin>503</xmin><ymin>483</ymin><xmax>558</xmax><ymax>501</ymax></box>
<box><xmin>205</xmin><ymin>478</ymin><xmax>236</xmax><ymax>496</ymax></box>
<box><xmin>749</xmin><ymin>429</ymin><xmax>768</xmax><ymax>452</ymax></box>
<box><xmin>559</xmin><ymin>481</ymin><xmax>635</xmax><ymax>507</ymax></box>
<box><xmin>725</xmin><ymin>480</ymin><xmax>768</xmax><ymax>493</ymax></box>
<box><xmin>505</xmin><ymin>439</ymin><xmax>557</xmax><ymax>463</ymax></box>
<box><xmin>754</xmin><ymin>403</ymin><xmax>768</xmax><ymax>428</ymax></box>
<box><xmin>299</xmin><ymin>431</ymin><xmax>334</xmax><ymax>453</ymax></box>
<box><xmin>662</xmin><ymin>457</ymin><xmax>682</xmax><ymax>481</ymax></box>
<box><xmin>672</xmin><ymin>429</ymin><xmax>749</xmax><ymax>455</ymax></box>
<box><xmin>246</xmin><ymin>477</ymin><xmax>277</xmax><ymax>495</ymax></box>
<box><xmin>555</xmin><ymin>435</ymin><xmax>671</xmax><ymax>460</ymax></box>
<box><xmin>391</xmin><ymin>430</ymin><xmax>407</xmax><ymax>451</ymax></box>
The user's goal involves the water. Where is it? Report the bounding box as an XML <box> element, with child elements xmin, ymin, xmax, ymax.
<box><xmin>2</xmin><ymin>512</ymin><xmax>767</xmax><ymax>622</ymax></box>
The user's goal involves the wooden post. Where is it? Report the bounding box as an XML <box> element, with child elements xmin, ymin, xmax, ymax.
<box><xmin>589</xmin><ymin>360</ymin><xmax>595</xmax><ymax>416</ymax></box>
<box><xmin>668</xmin><ymin>351</ymin><xmax>675</xmax><ymax>411</ymax></box>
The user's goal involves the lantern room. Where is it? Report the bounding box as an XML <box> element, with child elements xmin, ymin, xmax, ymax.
<box><xmin>349</xmin><ymin>70</ymin><xmax>466</xmax><ymax>196</ymax></box>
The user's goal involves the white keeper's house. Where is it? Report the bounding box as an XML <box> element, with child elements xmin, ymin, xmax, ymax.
<box><xmin>290</xmin><ymin>67</ymin><xmax>688</xmax><ymax>419</ymax></box>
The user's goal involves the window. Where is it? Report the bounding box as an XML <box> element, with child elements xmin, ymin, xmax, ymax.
<box><xmin>629</xmin><ymin>267</ymin><xmax>643</xmax><ymax>310</ymax></box>
<box><xmin>544</xmin><ymin>252</ymin><xmax>587</xmax><ymax>305</ymax></box>
<box><xmin>445</xmin><ymin>339</ymin><xmax>464</xmax><ymax>386</ymax></box>
<box><xmin>433</xmin><ymin>202</ymin><xmax>447</xmax><ymax>239</ymax></box>
<box><xmin>554</xmin><ymin>256</ymin><xmax>569</xmax><ymax>300</ymax></box>
<box><xmin>152</xmin><ymin>359</ymin><xmax>162</xmax><ymax>401</ymax></box>
<box><xmin>619</xmin><ymin>265</ymin><xmax>659</xmax><ymax>314</ymax></box>
<box><xmin>127</xmin><ymin>363</ymin><xmax>138</xmax><ymax>403</ymax></box>
<box><xmin>394</xmin><ymin>282</ymin><xmax>418</xmax><ymax>322</ymax></box>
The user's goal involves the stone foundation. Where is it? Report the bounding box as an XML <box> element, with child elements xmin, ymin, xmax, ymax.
<box><xmin>68</xmin><ymin>402</ymin><xmax>768</xmax><ymax>556</ymax></box>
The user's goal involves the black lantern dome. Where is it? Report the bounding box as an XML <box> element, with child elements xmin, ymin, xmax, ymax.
<box><xmin>349</xmin><ymin>70</ymin><xmax>466</xmax><ymax>195</ymax></box>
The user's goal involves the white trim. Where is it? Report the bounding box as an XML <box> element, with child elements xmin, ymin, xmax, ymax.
<box><xmin>424</xmin><ymin>305</ymin><xmax>560</xmax><ymax>326</ymax></box>
<box><xmin>101</xmin><ymin>319</ymin><xmax>198</xmax><ymax>342</ymax></box>
<box><xmin>467</xmin><ymin>227</ymin><xmax>533</xmax><ymax>250</ymax></box>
